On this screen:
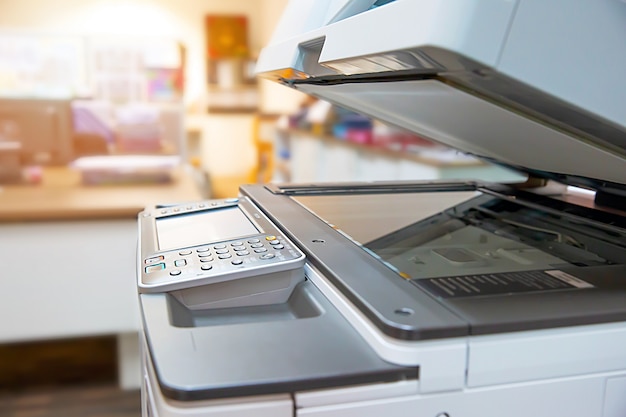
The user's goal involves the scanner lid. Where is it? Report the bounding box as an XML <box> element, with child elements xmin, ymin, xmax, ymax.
<box><xmin>257</xmin><ymin>0</ymin><xmax>626</xmax><ymax>200</ymax></box>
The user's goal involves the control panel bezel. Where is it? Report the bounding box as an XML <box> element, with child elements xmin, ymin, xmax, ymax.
<box><xmin>138</xmin><ymin>197</ymin><xmax>305</xmax><ymax>293</ymax></box>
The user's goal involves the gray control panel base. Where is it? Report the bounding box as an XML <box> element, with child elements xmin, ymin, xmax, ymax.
<box><xmin>141</xmin><ymin>280</ymin><xmax>417</xmax><ymax>401</ymax></box>
<box><xmin>170</xmin><ymin>267</ymin><xmax>304</xmax><ymax>310</ymax></box>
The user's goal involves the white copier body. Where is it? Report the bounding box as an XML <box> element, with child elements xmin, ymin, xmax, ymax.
<box><xmin>139</xmin><ymin>1</ymin><xmax>626</xmax><ymax>416</ymax></box>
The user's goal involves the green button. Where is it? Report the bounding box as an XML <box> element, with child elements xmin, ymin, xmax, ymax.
<box><xmin>145</xmin><ymin>263</ymin><xmax>165</xmax><ymax>273</ymax></box>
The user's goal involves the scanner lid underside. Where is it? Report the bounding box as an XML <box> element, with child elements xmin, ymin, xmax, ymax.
<box><xmin>257</xmin><ymin>0</ymin><xmax>626</xmax><ymax>198</ymax></box>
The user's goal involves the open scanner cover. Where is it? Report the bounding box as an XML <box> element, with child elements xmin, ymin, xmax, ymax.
<box><xmin>256</xmin><ymin>0</ymin><xmax>626</xmax><ymax>201</ymax></box>
<box><xmin>250</xmin><ymin>0</ymin><xmax>626</xmax><ymax>340</ymax></box>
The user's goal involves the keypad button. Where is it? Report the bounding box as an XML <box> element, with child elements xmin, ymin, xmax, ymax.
<box><xmin>213</xmin><ymin>244</ymin><xmax>226</xmax><ymax>249</ymax></box>
<box><xmin>269</xmin><ymin>240</ymin><xmax>280</xmax><ymax>245</ymax></box>
<box><xmin>218</xmin><ymin>254</ymin><xmax>232</xmax><ymax>259</ymax></box>
<box><xmin>273</xmin><ymin>244</ymin><xmax>284</xmax><ymax>250</ymax></box>
<box><xmin>170</xmin><ymin>269</ymin><xmax>182</xmax><ymax>276</ymax></box>
<box><xmin>236</xmin><ymin>251</ymin><xmax>250</xmax><ymax>256</ymax></box>
<box><xmin>200</xmin><ymin>257</ymin><xmax>214</xmax><ymax>263</ymax></box>
<box><xmin>196</xmin><ymin>247</ymin><xmax>210</xmax><ymax>253</ymax></box>
<box><xmin>231</xmin><ymin>242</ymin><xmax>244</xmax><ymax>247</ymax></box>
<box><xmin>174</xmin><ymin>259</ymin><xmax>187</xmax><ymax>267</ymax></box>
<box><xmin>265</xmin><ymin>235</ymin><xmax>277</xmax><ymax>241</ymax></box>
<box><xmin>250</xmin><ymin>243</ymin><xmax>264</xmax><ymax>248</ymax></box>
<box><xmin>145</xmin><ymin>263</ymin><xmax>165</xmax><ymax>273</ymax></box>
<box><xmin>254</xmin><ymin>248</ymin><xmax>268</xmax><ymax>253</ymax></box>
<box><xmin>233</xmin><ymin>246</ymin><xmax>247</xmax><ymax>252</ymax></box>
<box><xmin>179</xmin><ymin>250</ymin><xmax>192</xmax><ymax>256</ymax></box>
<box><xmin>145</xmin><ymin>255</ymin><xmax>164</xmax><ymax>265</ymax></box>
<box><xmin>201</xmin><ymin>264</ymin><xmax>213</xmax><ymax>271</ymax></box>
<box><xmin>260</xmin><ymin>253</ymin><xmax>275</xmax><ymax>260</ymax></box>
<box><xmin>247</xmin><ymin>238</ymin><xmax>260</xmax><ymax>244</ymax></box>
<box><xmin>231</xmin><ymin>259</ymin><xmax>244</xmax><ymax>265</ymax></box>
<box><xmin>198</xmin><ymin>252</ymin><xmax>212</xmax><ymax>258</ymax></box>
<box><xmin>215</xmin><ymin>249</ymin><xmax>229</xmax><ymax>254</ymax></box>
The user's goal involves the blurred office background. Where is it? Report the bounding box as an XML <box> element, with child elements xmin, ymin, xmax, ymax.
<box><xmin>0</xmin><ymin>0</ymin><xmax>309</xmax><ymax>198</ymax></box>
<box><xmin>0</xmin><ymin>1</ymin><xmax>521</xmax><ymax>416</ymax></box>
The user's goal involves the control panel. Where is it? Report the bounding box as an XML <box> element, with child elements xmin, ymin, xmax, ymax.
<box><xmin>138</xmin><ymin>197</ymin><xmax>305</xmax><ymax>307</ymax></box>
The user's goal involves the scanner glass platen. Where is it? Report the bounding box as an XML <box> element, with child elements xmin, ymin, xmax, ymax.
<box><xmin>293</xmin><ymin>190</ymin><xmax>624</xmax><ymax>291</ymax></box>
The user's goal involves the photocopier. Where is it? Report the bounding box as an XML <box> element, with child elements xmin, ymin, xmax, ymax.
<box><xmin>137</xmin><ymin>1</ymin><xmax>626</xmax><ymax>416</ymax></box>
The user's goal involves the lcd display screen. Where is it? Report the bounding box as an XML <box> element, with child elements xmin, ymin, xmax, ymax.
<box><xmin>156</xmin><ymin>206</ymin><xmax>260</xmax><ymax>251</ymax></box>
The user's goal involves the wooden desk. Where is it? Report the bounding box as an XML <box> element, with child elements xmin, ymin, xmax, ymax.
<box><xmin>0</xmin><ymin>167</ymin><xmax>201</xmax><ymax>221</ymax></box>
<box><xmin>0</xmin><ymin>167</ymin><xmax>202</xmax><ymax>389</ymax></box>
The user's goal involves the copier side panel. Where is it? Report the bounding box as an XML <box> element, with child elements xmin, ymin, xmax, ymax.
<box><xmin>294</xmin><ymin>372</ymin><xmax>613</xmax><ymax>417</ymax></box>
<box><xmin>467</xmin><ymin>322</ymin><xmax>626</xmax><ymax>388</ymax></box>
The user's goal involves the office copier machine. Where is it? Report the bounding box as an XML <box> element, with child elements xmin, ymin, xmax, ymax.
<box><xmin>138</xmin><ymin>1</ymin><xmax>626</xmax><ymax>416</ymax></box>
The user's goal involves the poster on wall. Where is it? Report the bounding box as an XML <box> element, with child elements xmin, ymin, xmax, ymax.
<box><xmin>87</xmin><ymin>37</ymin><xmax>184</xmax><ymax>102</ymax></box>
<box><xmin>205</xmin><ymin>15</ymin><xmax>249</xmax><ymax>59</ymax></box>
<box><xmin>0</xmin><ymin>33</ymin><xmax>87</xmax><ymax>98</ymax></box>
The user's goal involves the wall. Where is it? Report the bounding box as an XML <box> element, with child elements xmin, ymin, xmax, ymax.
<box><xmin>0</xmin><ymin>0</ymin><xmax>267</xmax><ymax>107</ymax></box>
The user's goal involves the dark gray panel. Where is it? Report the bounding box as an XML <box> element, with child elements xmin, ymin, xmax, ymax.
<box><xmin>141</xmin><ymin>281</ymin><xmax>418</xmax><ymax>401</ymax></box>
<box><xmin>243</xmin><ymin>182</ymin><xmax>626</xmax><ymax>339</ymax></box>
<box><xmin>241</xmin><ymin>183</ymin><xmax>470</xmax><ymax>340</ymax></box>
<box><xmin>441</xmin><ymin>265</ymin><xmax>626</xmax><ymax>335</ymax></box>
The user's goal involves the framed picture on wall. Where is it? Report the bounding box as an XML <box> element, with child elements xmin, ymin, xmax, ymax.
<box><xmin>205</xmin><ymin>15</ymin><xmax>249</xmax><ymax>58</ymax></box>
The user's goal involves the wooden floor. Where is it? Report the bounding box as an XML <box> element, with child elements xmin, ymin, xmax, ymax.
<box><xmin>0</xmin><ymin>336</ymin><xmax>141</xmax><ymax>417</ymax></box>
